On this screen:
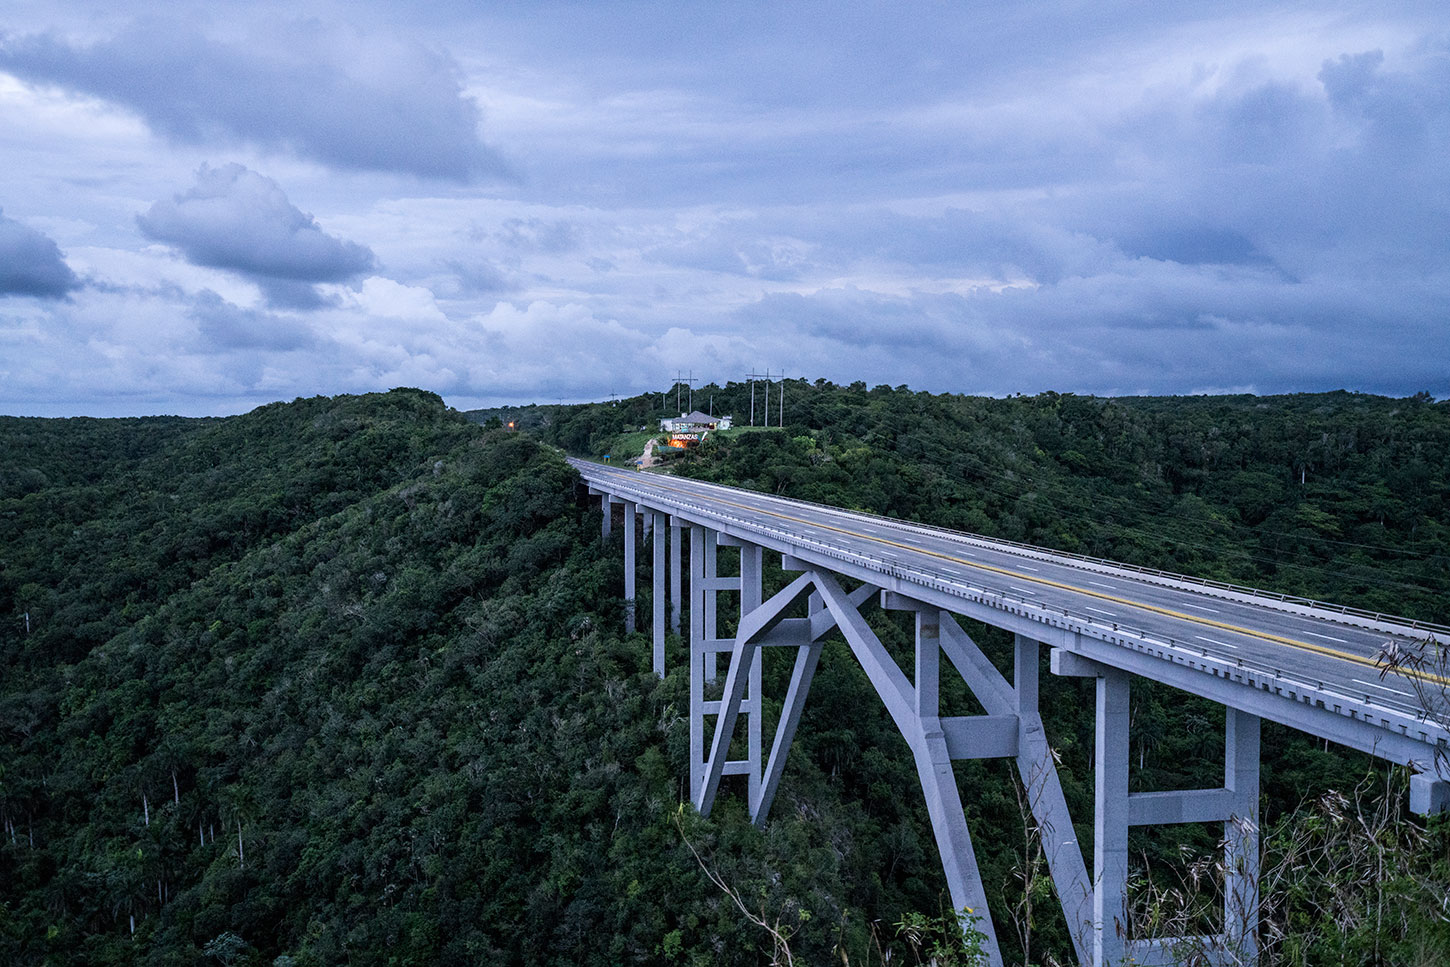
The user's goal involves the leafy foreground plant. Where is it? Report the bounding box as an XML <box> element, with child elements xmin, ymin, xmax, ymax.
<box><xmin>893</xmin><ymin>907</ymin><xmax>991</xmax><ymax>967</ymax></box>
<box><xmin>1128</xmin><ymin>767</ymin><xmax>1450</xmax><ymax>966</ymax></box>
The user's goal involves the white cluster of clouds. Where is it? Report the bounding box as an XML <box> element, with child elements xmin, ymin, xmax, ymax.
<box><xmin>0</xmin><ymin>2</ymin><xmax>1447</xmax><ymax>415</ymax></box>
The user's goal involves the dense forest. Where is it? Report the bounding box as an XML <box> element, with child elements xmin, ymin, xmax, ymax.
<box><xmin>2</xmin><ymin>385</ymin><xmax>1447</xmax><ymax>965</ymax></box>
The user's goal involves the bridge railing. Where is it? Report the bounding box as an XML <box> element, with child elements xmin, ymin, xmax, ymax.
<box><xmin>587</xmin><ymin>470</ymin><xmax>1447</xmax><ymax>726</ymax></box>
<box><xmin>611</xmin><ymin>464</ymin><xmax>1450</xmax><ymax>640</ymax></box>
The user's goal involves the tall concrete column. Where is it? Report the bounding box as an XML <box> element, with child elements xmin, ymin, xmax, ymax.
<box><xmin>1225</xmin><ymin>708</ymin><xmax>1261</xmax><ymax>960</ymax></box>
<box><xmin>915</xmin><ymin>608</ymin><xmax>941</xmax><ymax>718</ymax></box>
<box><xmin>703</xmin><ymin>529</ymin><xmax>719</xmax><ymax>683</ymax></box>
<box><xmin>669</xmin><ymin>517</ymin><xmax>683</xmax><ymax>635</ymax></box>
<box><xmin>740</xmin><ymin>543</ymin><xmax>764</xmax><ymax>805</ymax></box>
<box><xmin>688</xmin><ymin>524</ymin><xmax>706</xmax><ymax>800</ymax></box>
<box><xmin>1094</xmin><ymin>668</ymin><xmax>1130</xmax><ymax>967</ymax></box>
<box><xmin>623</xmin><ymin>501</ymin><xmax>636</xmax><ymax>634</ymax></box>
<box><xmin>652</xmin><ymin>512</ymin><xmax>667</xmax><ymax>677</ymax></box>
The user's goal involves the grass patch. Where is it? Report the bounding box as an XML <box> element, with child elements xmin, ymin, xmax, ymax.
<box><xmin>599</xmin><ymin>430</ymin><xmax>664</xmax><ymax>462</ymax></box>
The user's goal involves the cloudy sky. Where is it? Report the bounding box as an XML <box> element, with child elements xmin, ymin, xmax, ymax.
<box><xmin>1</xmin><ymin>1</ymin><xmax>1446</xmax><ymax>415</ymax></box>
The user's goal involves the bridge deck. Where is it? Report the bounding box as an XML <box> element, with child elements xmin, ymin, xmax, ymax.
<box><xmin>574</xmin><ymin>459</ymin><xmax>1450</xmax><ymax>766</ymax></box>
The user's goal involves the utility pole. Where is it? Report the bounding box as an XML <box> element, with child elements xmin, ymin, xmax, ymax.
<box><xmin>675</xmin><ymin>370</ymin><xmax>697</xmax><ymax>415</ymax></box>
<box><xmin>747</xmin><ymin>370</ymin><xmax>775</xmax><ymax>426</ymax></box>
<box><xmin>747</xmin><ymin>370</ymin><xmax>787</xmax><ymax>426</ymax></box>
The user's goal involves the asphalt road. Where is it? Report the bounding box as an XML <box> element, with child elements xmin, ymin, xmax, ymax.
<box><xmin>573</xmin><ymin>459</ymin><xmax>1450</xmax><ymax>723</ymax></box>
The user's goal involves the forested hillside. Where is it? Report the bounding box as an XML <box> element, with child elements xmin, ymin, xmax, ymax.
<box><xmin>0</xmin><ymin>390</ymin><xmax>939</xmax><ymax>965</ymax></box>
<box><xmin>4</xmin><ymin>386</ymin><xmax>1448</xmax><ymax>966</ymax></box>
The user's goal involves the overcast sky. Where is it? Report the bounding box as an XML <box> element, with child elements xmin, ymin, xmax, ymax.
<box><xmin>1</xmin><ymin>1</ymin><xmax>1446</xmax><ymax>415</ymax></box>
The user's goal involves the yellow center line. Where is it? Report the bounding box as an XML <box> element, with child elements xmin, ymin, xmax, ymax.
<box><xmin>588</xmin><ymin>465</ymin><xmax>1450</xmax><ymax>692</ymax></box>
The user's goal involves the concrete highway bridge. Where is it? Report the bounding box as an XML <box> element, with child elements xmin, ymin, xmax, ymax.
<box><xmin>573</xmin><ymin>458</ymin><xmax>1450</xmax><ymax>967</ymax></box>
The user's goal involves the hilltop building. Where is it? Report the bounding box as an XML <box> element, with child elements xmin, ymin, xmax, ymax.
<box><xmin>660</xmin><ymin>410</ymin><xmax>731</xmax><ymax>449</ymax></box>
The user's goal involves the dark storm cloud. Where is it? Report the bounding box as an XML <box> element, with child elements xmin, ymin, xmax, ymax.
<box><xmin>443</xmin><ymin>259</ymin><xmax>513</xmax><ymax>295</ymax></box>
<box><xmin>492</xmin><ymin>218</ymin><xmax>579</xmax><ymax>254</ymax></box>
<box><xmin>138</xmin><ymin>163</ymin><xmax>375</xmax><ymax>307</ymax></box>
<box><xmin>732</xmin><ymin>259</ymin><xmax>1450</xmax><ymax>398</ymax></box>
<box><xmin>645</xmin><ymin>234</ymin><xmax>810</xmax><ymax>281</ymax></box>
<box><xmin>188</xmin><ymin>290</ymin><xmax>316</xmax><ymax>351</ymax></box>
<box><xmin>0</xmin><ymin>209</ymin><xmax>79</xmax><ymax>298</ymax></box>
<box><xmin>0</xmin><ymin>21</ymin><xmax>507</xmax><ymax>181</ymax></box>
<box><xmin>1117</xmin><ymin>226</ymin><xmax>1280</xmax><ymax>271</ymax></box>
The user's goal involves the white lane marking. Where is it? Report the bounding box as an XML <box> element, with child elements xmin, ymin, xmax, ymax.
<box><xmin>1182</xmin><ymin>603</ymin><xmax>1220</xmax><ymax>614</ymax></box>
<box><xmin>1195</xmin><ymin>635</ymin><xmax>1239</xmax><ymax>650</ymax></box>
<box><xmin>1088</xmin><ymin>580</ymin><xmax>1116</xmax><ymax>589</ymax></box>
<box><xmin>1353</xmin><ymin>678</ymin><xmax>1414</xmax><ymax>698</ymax></box>
<box><xmin>1307</xmin><ymin>631</ymin><xmax>1349</xmax><ymax>643</ymax></box>
<box><xmin>1008</xmin><ymin>586</ymin><xmax>1037</xmax><ymax>596</ymax></box>
<box><xmin>1084</xmin><ymin>606</ymin><xmax>1116</xmax><ymax>616</ymax></box>
<box><xmin>1017</xmin><ymin>565</ymin><xmax>1040</xmax><ymax>571</ymax></box>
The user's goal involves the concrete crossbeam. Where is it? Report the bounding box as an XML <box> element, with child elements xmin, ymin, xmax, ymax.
<box><xmin>702</xmin><ymin>699</ymin><xmax>758</xmax><ymax>715</ymax></box>
<box><xmin>1128</xmin><ymin>789</ymin><xmax>1233</xmax><ymax>826</ymax></box>
<box><xmin>699</xmin><ymin>576</ymin><xmax>740</xmax><ymax>591</ymax></box>
<box><xmin>940</xmin><ymin>715</ymin><xmax>1019</xmax><ymax>759</ymax></box>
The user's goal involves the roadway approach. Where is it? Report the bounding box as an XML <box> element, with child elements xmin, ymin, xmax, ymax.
<box><xmin>573</xmin><ymin>457</ymin><xmax>1450</xmax><ymax>967</ymax></box>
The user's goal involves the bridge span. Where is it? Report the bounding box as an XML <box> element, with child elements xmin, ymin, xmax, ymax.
<box><xmin>573</xmin><ymin>457</ymin><xmax>1449</xmax><ymax>967</ymax></box>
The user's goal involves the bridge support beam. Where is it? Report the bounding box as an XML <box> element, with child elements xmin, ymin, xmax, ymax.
<box><xmin>833</xmin><ymin>579</ymin><xmax>1002</xmax><ymax>966</ymax></box>
<box><xmin>705</xmin><ymin>563</ymin><xmax>1036</xmax><ymax>925</ymax></box>
<box><xmin>1094</xmin><ymin>666</ymin><xmax>1131</xmax><ymax>967</ymax></box>
<box><xmin>704</xmin><ymin>529</ymin><xmax>719</xmax><ymax>684</ymax></box>
<box><xmin>1010</xmin><ymin>633</ymin><xmax>1094</xmax><ymax>967</ymax></box>
<box><xmin>689</xmin><ymin>525</ymin><xmax>706</xmax><ymax>800</ymax></box>
<box><xmin>1053</xmin><ymin>649</ymin><xmax>1262</xmax><ymax>966</ymax></box>
<box><xmin>599</xmin><ymin>494</ymin><xmax>614</xmax><ymax>538</ymax></box>
<box><xmin>623</xmin><ymin>501</ymin><xmax>636</xmax><ymax>634</ymax></box>
<box><xmin>753</xmin><ymin>559</ymin><xmax>877</xmax><ymax>825</ymax></box>
<box><xmin>652</xmin><ymin>511</ymin><xmax>667</xmax><ymax>677</ymax></box>
<box><xmin>1224</xmin><ymin>708</ymin><xmax>1261</xmax><ymax>963</ymax></box>
<box><xmin>669</xmin><ymin>516</ymin><xmax>682</xmax><ymax>636</ymax></box>
<box><xmin>1048</xmin><ymin>652</ymin><xmax>1135</xmax><ymax>967</ymax></box>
